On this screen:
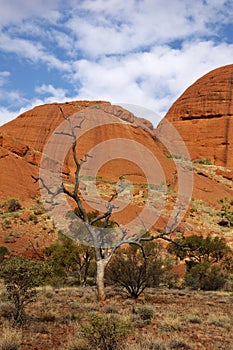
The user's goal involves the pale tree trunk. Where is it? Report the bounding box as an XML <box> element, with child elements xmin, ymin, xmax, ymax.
<box><xmin>96</xmin><ymin>259</ymin><xmax>108</xmax><ymax>301</ymax></box>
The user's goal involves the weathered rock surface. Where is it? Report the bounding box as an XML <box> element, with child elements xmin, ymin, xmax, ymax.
<box><xmin>160</xmin><ymin>64</ymin><xmax>233</xmax><ymax>169</ymax></box>
<box><xmin>0</xmin><ymin>101</ymin><xmax>175</xmax><ymax>206</ymax></box>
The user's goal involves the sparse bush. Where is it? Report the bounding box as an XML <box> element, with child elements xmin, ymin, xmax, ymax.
<box><xmin>81</xmin><ymin>313</ymin><xmax>131</xmax><ymax>350</ymax></box>
<box><xmin>158</xmin><ymin>316</ymin><xmax>183</xmax><ymax>332</ymax></box>
<box><xmin>44</xmin><ymin>235</ymin><xmax>95</xmax><ymax>287</ymax></box>
<box><xmin>1</xmin><ymin>198</ymin><xmax>22</xmax><ymax>213</ymax></box>
<box><xmin>0</xmin><ymin>301</ymin><xmax>15</xmax><ymax>319</ymax></box>
<box><xmin>194</xmin><ymin>158</ymin><xmax>212</xmax><ymax>165</ymax></box>
<box><xmin>0</xmin><ymin>246</ymin><xmax>9</xmax><ymax>261</ymax></box>
<box><xmin>207</xmin><ymin>313</ymin><xmax>231</xmax><ymax>329</ymax></box>
<box><xmin>29</xmin><ymin>213</ymin><xmax>38</xmax><ymax>224</ymax></box>
<box><xmin>2</xmin><ymin>219</ymin><xmax>12</xmax><ymax>230</ymax></box>
<box><xmin>0</xmin><ymin>256</ymin><xmax>50</xmax><ymax>324</ymax></box>
<box><xmin>106</xmin><ymin>242</ymin><xmax>164</xmax><ymax>298</ymax></box>
<box><xmin>0</xmin><ymin>326</ymin><xmax>22</xmax><ymax>350</ymax></box>
<box><xmin>131</xmin><ymin>305</ymin><xmax>154</xmax><ymax>327</ymax></box>
<box><xmin>218</xmin><ymin>197</ymin><xmax>233</xmax><ymax>227</ymax></box>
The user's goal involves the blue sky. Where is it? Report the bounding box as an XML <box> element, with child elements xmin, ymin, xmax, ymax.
<box><xmin>0</xmin><ymin>0</ymin><xmax>233</xmax><ymax>126</ymax></box>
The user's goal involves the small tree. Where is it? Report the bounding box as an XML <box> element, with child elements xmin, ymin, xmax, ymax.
<box><xmin>185</xmin><ymin>262</ymin><xmax>227</xmax><ymax>290</ymax></box>
<box><xmin>106</xmin><ymin>241</ymin><xmax>164</xmax><ymax>298</ymax></box>
<box><xmin>44</xmin><ymin>233</ymin><xmax>95</xmax><ymax>286</ymax></box>
<box><xmin>167</xmin><ymin>234</ymin><xmax>232</xmax><ymax>290</ymax></box>
<box><xmin>0</xmin><ymin>256</ymin><xmax>49</xmax><ymax>324</ymax></box>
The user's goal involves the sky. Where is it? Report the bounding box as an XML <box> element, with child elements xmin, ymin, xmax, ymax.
<box><xmin>0</xmin><ymin>0</ymin><xmax>233</xmax><ymax>127</ymax></box>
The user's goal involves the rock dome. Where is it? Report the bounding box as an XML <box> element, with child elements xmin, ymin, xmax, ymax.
<box><xmin>161</xmin><ymin>64</ymin><xmax>233</xmax><ymax>169</ymax></box>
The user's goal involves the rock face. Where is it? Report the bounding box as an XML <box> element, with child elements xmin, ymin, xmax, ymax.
<box><xmin>161</xmin><ymin>64</ymin><xmax>233</xmax><ymax>169</ymax></box>
<box><xmin>0</xmin><ymin>101</ymin><xmax>175</xmax><ymax>206</ymax></box>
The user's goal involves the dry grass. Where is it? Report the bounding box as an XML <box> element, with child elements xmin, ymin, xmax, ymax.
<box><xmin>0</xmin><ymin>325</ymin><xmax>22</xmax><ymax>350</ymax></box>
<box><xmin>0</xmin><ymin>286</ymin><xmax>232</xmax><ymax>350</ymax></box>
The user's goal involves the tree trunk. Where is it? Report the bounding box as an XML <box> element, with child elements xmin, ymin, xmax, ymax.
<box><xmin>96</xmin><ymin>259</ymin><xmax>108</xmax><ymax>301</ymax></box>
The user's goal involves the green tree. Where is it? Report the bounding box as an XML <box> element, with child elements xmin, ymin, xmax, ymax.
<box><xmin>44</xmin><ymin>234</ymin><xmax>95</xmax><ymax>286</ymax></box>
<box><xmin>167</xmin><ymin>235</ymin><xmax>232</xmax><ymax>290</ymax></box>
<box><xmin>0</xmin><ymin>256</ymin><xmax>49</xmax><ymax>324</ymax></box>
<box><xmin>106</xmin><ymin>241</ymin><xmax>165</xmax><ymax>298</ymax></box>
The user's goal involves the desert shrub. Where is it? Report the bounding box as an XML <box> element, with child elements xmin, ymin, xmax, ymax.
<box><xmin>81</xmin><ymin>313</ymin><xmax>131</xmax><ymax>350</ymax></box>
<box><xmin>0</xmin><ymin>256</ymin><xmax>50</xmax><ymax>324</ymax></box>
<box><xmin>2</xmin><ymin>198</ymin><xmax>22</xmax><ymax>213</ymax></box>
<box><xmin>158</xmin><ymin>316</ymin><xmax>183</xmax><ymax>332</ymax></box>
<box><xmin>2</xmin><ymin>219</ymin><xmax>12</xmax><ymax>230</ymax></box>
<box><xmin>29</xmin><ymin>213</ymin><xmax>38</xmax><ymax>224</ymax></box>
<box><xmin>0</xmin><ymin>301</ymin><xmax>15</xmax><ymax>319</ymax></box>
<box><xmin>106</xmin><ymin>242</ymin><xmax>164</xmax><ymax>298</ymax></box>
<box><xmin>44</xmin><ymin>235</ymin><xmax>95</xmax><ymax>286</ymax></box>
<box><xmin>218</xmin><ymin>197</ymin><xmax>233</xmax><ymax>227</ymax></box>
<box><xmin>207</xmin><ymin>313</ymin><xmax>231</xmax><ymax>329</ymax></box>
<box><xmin>61</xmin><ymin>338</ymin><xmax>89</xmax><ymax>350</ymax></box>
<box><xmin>131</xmin><ymin>305</ymin><xmax>154</xmax><ymax>327</ymax></box>
<box><xmin>194</xmin><ymin>158</ymin><xmax>212</xmax><ymax>165</ymax></box>
<box><xmin>0</xmin><ymin>246</ymin><xmax>9</xmax><ymax>261</ymax></box>
<box><xmin>185</xmin><ymin>263</ymin><xmax>227</xmax><ymax>290</ymax></box>
<box><xmin>168</xmin><ymin>234</ymin><xmax>231</xmax><ymax>290</ymax></box>
<box><xmin>0</xmin><ymin>326</ymin><xmax>22</xmax><ymax>350</ymax></box>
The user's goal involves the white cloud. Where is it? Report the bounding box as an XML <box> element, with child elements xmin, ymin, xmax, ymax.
<box><xmin>1</xmin><ymin>0</ymin><xmax>233</xmax><ymax>128</ymax></box>
<box><xmin>0</xmin><ymin>0</ymin><xmax>61</xmax><ymax>27</ymax></box>
<box><xmin>70</xmin><ymin>40</ymin><xmax>233</xmax><ymax>126</ymax></box>
<box><xmin>0</xmin><ymin>32</ymin><xmax>70</xmax><ymax>71</ymax></box>
<box><xmin>0</xmin><ymin>71</ymin><xmax>10</xmax><ymax>87</ymax></box>
<box><xmin>0</xmin><ymin>107</ymin><xmax>18</xmax><ymax>126</ymax></box>
<box><xmin>35</xmin><ymin>84</ymin><xmax>68</xmax><ymax>101</ymax></box>
<box><xmin>67</xmin><ymin>0</ymin><xmax>233</xmax><ymax>57</ymax></box>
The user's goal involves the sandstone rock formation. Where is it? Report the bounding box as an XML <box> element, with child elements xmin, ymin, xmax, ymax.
<box><xmin>0</xmin><ymin>101</ymin><xmax>175</xmax><ymax>206</ymax></box>
<box><xmin>160</xmin><ymin>64</ymin><xmax>233</xmax><ymax>169</ymax></box>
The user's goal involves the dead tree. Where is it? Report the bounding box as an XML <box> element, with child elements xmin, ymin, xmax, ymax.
<box><xmin>33</xmin><ymin>105</ymin><xmax>186</xmax><ymax>300</ymax></box>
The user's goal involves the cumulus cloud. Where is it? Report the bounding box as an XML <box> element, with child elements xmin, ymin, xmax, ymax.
<box><xmin>1</xmin><ymin>0</ymin><xmax>233</xmax><ymax>127</ymax></box>
<box><xmin>35</xmin><ymin>84</ymin><xmax>68</xmax><ymax>101</ymax></box>
<box><xmin>70</xmin><ymin>40</ymin><xmax>233</xmax><ymax>125</ymax></box>
<box><xmin>67</xmin><ymin>0</ymin><xmax>233</xmax><ymax>57</ymax></box>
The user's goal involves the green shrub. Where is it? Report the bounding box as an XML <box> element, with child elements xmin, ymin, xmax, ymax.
<box><xmin>106</xmin><ymin>242</ymin><xmax>164</xmax><ymax>298</ymax></box>
<box><xmin>194</xmin><ymin>158</ymin><xmax>212</xmax><ymax>165</ymax></box>
<box><xmin>185</xmin><ymin>263</ymin><xmax>227</xmax><ymax>291</ymax></box>
<box><xmin>0</xmin><ymin>246</ymin><xmax>9</xmax><ymax>258</ymax></box>
<box><xmin>131</xmin><ymin>305</ymin><xmax>154</xmax><ymax>327</ymax></box>
<box><xmin>2</xmin><ymin>219</ymin><xmax>12</xmax><ymax>230</ymax></box>
<box><xmin>218</xmin><ymin>197</ymin><xmax>233</xmax><ymax>227</ymax></box>
<box><xmin>81</xmin><ymin>313</ymin><xmax>131</xmax><ymax>350</ymax></box>
<box><xmin>0</xmin><ymin>256</ymin><xmax>50</xmax><ymax>324</ymax></box>
<box><xmin>29</xmin><ymin>213</ymin><xmax>38</xmax><ymax>224</ymax></box>
<box><xmin>1</xmin><ymin>198</ymin><xmax>22</xmax><ymax>212</ymax></box>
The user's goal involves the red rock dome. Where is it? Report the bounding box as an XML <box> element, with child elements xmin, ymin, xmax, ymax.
<box><xmin>161</xmin><ymin>64</ymin><xmax>233</xmax><ymax>169</ymax></box>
